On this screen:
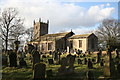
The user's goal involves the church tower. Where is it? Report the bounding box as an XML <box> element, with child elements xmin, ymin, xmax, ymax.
<box><xmin>33</xmin><ymin>18</ymin><xmax>49</xmax><ymax>39</ymax></box>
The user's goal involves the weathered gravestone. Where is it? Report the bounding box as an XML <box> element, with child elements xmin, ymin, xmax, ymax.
<box><xmin>32</xmin><ymin>50</ymin><xmax>40</xmax><ymax>69</ymax></box>
<box><xmin>104</xmin><ymin>47</ymin><xmax>116</xmax><ymax>78</ymax></box>
<box><xmin>48</xmin><ymin>59</ymin><xmax>54</xmax><ymax>65</ymax></box>
<box><xmin>67</xmin><ymin>55</ymin><xmax>75</xmax><ymax>73</ymax></box>
<box><xmin>19</xmin><ymin>58</ymin><xmax>27</xmax><ymax>68</ymax></box>
<box><xmin>33</xmin><ymin>62</ymin><xmax>46</xmax><ymax>80</ymax></box>
<box><xmin>58</xmin><ymin>57</ymin><xmax>67</xmax><ymax>75</ymax></box>
<box><xmin>86</xmin><ymin>71</ymin><xmax>95</xmax><ymax>80</ymax></box>
<box><xmin>78</xmin><ymin>59</ymin><xmax>82</xmax><ymax>64</ymax></box>
<box><xmin>87</xmin><ymin>59</ymin><xmax>93</xmax><ymax>69</ymax></box>
<box><xmin>9</xmin><ymin>50</ymin><xmax>17</xmax><ymax>67</ymax></box>
<box><xmin>2</xmin><ymin>54</ymin><xmax>8</xmax><ymax>66</ymax></box>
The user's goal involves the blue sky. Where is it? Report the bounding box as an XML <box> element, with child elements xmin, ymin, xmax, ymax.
<box><xmin>0</xmin><ymin>0</ymin><xmax>119</xmax><ymax>34</ymax></box>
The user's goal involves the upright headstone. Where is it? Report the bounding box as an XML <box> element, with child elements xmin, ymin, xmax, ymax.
<box><xmin>104</xmin><ymin>46</ymin><xmax>116</xmax><ymax>78</ymax></box>
<box><xmin>9</xmin><ymin>50</ymin><xmax>17</xmax><ymax>67</ymax></box>
<box><xmin>87</xmin><ymin>59</ymin><xmax>93</xmax><ymax>69</ymax></box>
<box><xmin>33</xmin><ymin>63</ymin><xmax>46</xmax><ymax>80</ymax></box>
<box><xmin>58</xmin><ymin>52</ymin><xmax>61</xmax><ymax>64</ymax></box>
<box><xmin>58</xmin><ymin>57</ymin><xmax>67</xmax><ymax>75</ymax></box>
<box><xmin>97</xmin><ymin>52</ymin><xmax>101</xmax><ymax>63</ymax></box>
<box><xmin>2</xmin><ymin>54</ymin><xmax>8</xmax><ymax>66</ymax></box>
<box><xmin>32</xmin><ymin>50</ymin><xmax>40</xmax><ymax>69</ymax></box>
<box><xmin>67</xmin><ymin>55</ymin><xmax>75</xmax><ymax>73</ymax></box>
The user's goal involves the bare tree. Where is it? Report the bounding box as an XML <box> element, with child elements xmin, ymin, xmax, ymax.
<box><xmin>25</xmin><ymin>27</ymin><xmax>34</xmax><ymax>41</ymax></box>
<box><xmin>0</xmin><ymin>8</ymin><xmax>24</xmax><ymax>52</ymax></box>
<box><xmin>95</xmin><ymin>19</ymin><xmax>120</xmax><ymax>50</ymax></box>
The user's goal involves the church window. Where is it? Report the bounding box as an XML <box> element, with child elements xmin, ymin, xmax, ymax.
<box><xmin>48</xmin><ymin>42</ymin><xmax>52</xmax><ymax>50</ymax></box>
<box><xmin>79</xmin><ymin>40</ymin><xmax>82</xmax><ymax>48</ymax></box>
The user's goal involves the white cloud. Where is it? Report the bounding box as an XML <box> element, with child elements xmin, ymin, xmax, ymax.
<box><xmin>0</xmin><ymin>0</ymin><xmax>115</xmax><ymax>34</ymax></box>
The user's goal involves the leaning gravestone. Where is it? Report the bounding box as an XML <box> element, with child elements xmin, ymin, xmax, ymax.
<box><xmin>33</xmin><ymin>62</ymin><xmax>46</xmax><ymax>80</ymax></box>
<box><xmin>9</xmin><ymin>50</ymin><xmax>17</xmax><ymax>67</ymax></box>
<box><xmin>48</xmin><ymin>59</ymin><xmax>54</xmax><ymax>65</ymax></box>
<box><xmin>32</xmin><ymin>50</ymin><xmax>40</xmax><ymax>69</ymax></box>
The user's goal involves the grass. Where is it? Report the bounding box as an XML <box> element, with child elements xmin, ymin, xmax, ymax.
<box><xmin>1</xmin><ymin>52</ymin><xmax>120</xmax><ymax>80</ymax></box>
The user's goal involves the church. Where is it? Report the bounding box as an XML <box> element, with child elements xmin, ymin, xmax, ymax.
<box><xmin>30</xmin><ymin>18</ymin><xmax>98</xmax><ymax>53</ymax></box>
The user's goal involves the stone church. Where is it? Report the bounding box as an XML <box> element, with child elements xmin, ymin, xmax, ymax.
<box><xmin>30</xmin><ymin>18</ymin><xmax>98</xmax><ymax>53</ymax></box>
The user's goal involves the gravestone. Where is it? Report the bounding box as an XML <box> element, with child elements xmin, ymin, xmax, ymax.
<box><xmin>100</xmin><ymin>59</ymin><xmax>104</xmax><ymax>67</ymax></box>
<box><xmin>104</xmin><ymin>47</ymin><xmax>116</xmax><ymax>78</ymax></box>
<box><xmin>9</xmin><ymin>50</ymin><xmax>17</xmax><ymax>67</ymax></box>
<box><xmin>19</xmin><ymin>58</ymin><xmax>27</xmax><ymax>68</ymax></box>
<box><xmin>48</xmin><ymin>59</ymin><xmax>54</xmax><ymax>65</ymax></box>
<box><xmin>87</xmin><ymin>59</ymin><xmax>93</xmax><ymax>69</ymax></box>
<box><xmin>97</xmin><ymin>52</ymin><xmax>101</xmax><ymax>63</ymax></box>
<box><xmin>2</xmin><ymin>54</ymin><xmax>8</xmax><ymax>66</ymax></box>
<box><xmin>33</xmin><ymin>62</ymin><xmax>46</xmax><ymax>80</ymax></box>
<box><xmin>32</xmin><ymin>50</ymin><xmax>40</xmax><ymax>69</ymax></box>
<box><xmin>84</xmin><ymin>58</ymin><xmax>87</xmax><ymax>65</ymax></box>
<box><xmin>86</xmin><ymin>71</ymin><xmax>95</xmax><ymax>80</ymax></box>
<box><xmin>78</xmin><ymin>59</ymin><xmax>82</xmax><ymax>64</ymax></box>
<box><xmin>67</xmin><ymin>55</ymin><xmax>75</xmax><ymax>73</ymax></box>
<box><xmin>46</xmin><ymin>69</ymin><xmax>53</xmax><ymax>78</ymax></box>
<box><xmin>58</xmin><ymin>57</ymin><xmax>67</xmax><ymax>75</ymax></box>
<box><xmin>58</xmin><ymin>52</ymin><xmax>61</xmax><ymax>64</ymax></box>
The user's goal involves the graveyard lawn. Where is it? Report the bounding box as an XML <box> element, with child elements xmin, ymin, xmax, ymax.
<box><xmin>2</xmin><ymin>52</ymin><xmax>120</xmax><ymax>80</ymax></box>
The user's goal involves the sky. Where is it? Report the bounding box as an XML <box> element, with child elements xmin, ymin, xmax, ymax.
<box><xmin>0</xmin><ymin>0</ymin><xmax>119</xmax><ymax>34</ymax></box>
